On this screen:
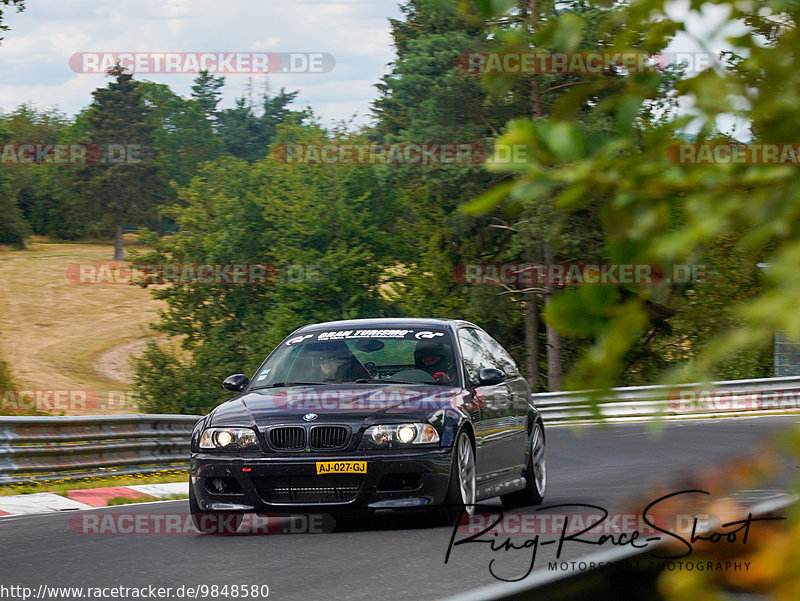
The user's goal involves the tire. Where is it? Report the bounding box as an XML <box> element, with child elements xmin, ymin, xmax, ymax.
<box><xmin>501</xmin><ymin>421</ymin><xmax>546</xmax><ymax>508</ymax></box>
<box><xmin>430</xmin><ymin>431</ymin><xmax>476</xmax><ymax>526</ymax></box>
<box><xmin>189</xmin><ymin>482</ymin><xmax>243</xmax><ymax>535</ymax></box>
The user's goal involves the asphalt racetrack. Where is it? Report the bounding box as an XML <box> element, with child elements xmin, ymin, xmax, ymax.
<box><xmin>1</xmin><ymin>416</ymin><xmax>797</xmax><ymax>601</ymax></box>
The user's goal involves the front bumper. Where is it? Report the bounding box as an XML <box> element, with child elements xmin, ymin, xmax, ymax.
<box><xmin>190</xmin><ymin>447</ymin><xmax>454</xmax><ymax>513</ymax></box>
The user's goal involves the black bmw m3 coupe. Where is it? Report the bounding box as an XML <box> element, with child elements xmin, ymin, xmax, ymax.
<box><xmin>189</xmin><ymin>318</ymin><xmax>546</xmax><ymax>533</ymax></box>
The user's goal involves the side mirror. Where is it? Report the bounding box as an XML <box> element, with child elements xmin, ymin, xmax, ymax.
<box><xmin>222</xmin><ymin>374</ymin><xmax>250</xmax><ymax>392</ymax></box>
<box><xmin>477</xmin><ymin>367</ymin><xmax>505</xmax><ymax>386</ymax></box>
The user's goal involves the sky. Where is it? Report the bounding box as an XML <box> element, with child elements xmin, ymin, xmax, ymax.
<box><xmin>0</xmin><ymin>0</ymin><xmax>403</xmax><ymax>126</ymax></box>
<box><xmin>0</xmin><ymin>0</ymin><xmax>748</xmax><ymax>135</ymax></box>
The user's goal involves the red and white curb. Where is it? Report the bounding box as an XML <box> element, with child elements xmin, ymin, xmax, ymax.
<box><xmin>0</xmin><ymin>482</ymin><xmax>188</xmax><ymax>517</ymax></box>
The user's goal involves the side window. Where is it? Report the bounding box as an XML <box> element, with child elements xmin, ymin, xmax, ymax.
<box><xmin>476</xmin><ymin>330</ymin><xmax>519</xmax><ymax>376</ymax></box>
<box><xmin>458</xmin><ymin>328</ymin><xmax>495</xmax><ymax>382</ymax></box>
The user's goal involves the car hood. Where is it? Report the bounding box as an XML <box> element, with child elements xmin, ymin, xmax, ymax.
<box><xmin>208</xmin><ymin>384</ymin><xmax>467</xmax><ymax>427</ymax></box>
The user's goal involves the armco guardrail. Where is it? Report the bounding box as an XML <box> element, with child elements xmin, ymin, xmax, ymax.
<box><xmin>2</xmin><ymin>375</ymin><xmax>799</xmax><ymax>485</ymax></box>
<box><xmin>0</xmin><ymin>414</ymin><xmax>201</xmax><ymax>485</ymax></box>
<box><xmin>534</xmin><ymin>375</ymin><xmax>800</xmax><ymax>425</ymax></box>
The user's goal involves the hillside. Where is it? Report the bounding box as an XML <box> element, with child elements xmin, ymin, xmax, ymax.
<box><xmin>0</xmin><ymin>241</ymin><xmax>166</xmax><ymax>414</ymax></box>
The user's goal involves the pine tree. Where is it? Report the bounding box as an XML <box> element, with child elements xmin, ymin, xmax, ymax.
<box><xmin>79</xmin><ymin>65</ymin><xmax>164</xmax><ymax>260</ymax></box>
<box><xmin>190</xmin><ymin>70</ymin><xmax>225</xmax><ymax>124</ymax></box>
<box><xmin>216</xmin><ymin>89</ymin><xmax>302</xmax><ymax>162</ymax></box>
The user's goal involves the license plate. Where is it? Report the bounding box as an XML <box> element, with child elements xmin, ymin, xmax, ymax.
<box><xmin>316</xmin><ymin>461</ymin><xmax>367</xmax><ymax>475</ymax></box>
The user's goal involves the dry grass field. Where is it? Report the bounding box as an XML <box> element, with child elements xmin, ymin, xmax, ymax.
<box><xmin>0</xmin><ymin>239</ymin><xmax>168</xmax><ymax>414</ymax></box>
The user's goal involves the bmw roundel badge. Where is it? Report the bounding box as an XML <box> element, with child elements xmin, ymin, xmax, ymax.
<box><xmin>303</xmin><ymin>413</ymin><xmax>318</xmax><ymax>422</ymax></box>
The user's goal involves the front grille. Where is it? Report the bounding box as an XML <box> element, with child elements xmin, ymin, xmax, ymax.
<box><xmin>309</xmin><ymin>426</ymin><xmax>349</xmax><ymax>450</ymax></box>
<box><xmin>266</xmin><ymin>425</ymin><xmax>350</xmax><ymax>451</ymax></box>
<box><xmin>268</xmin><ymin>426</ymin><xmax>306</xmax><ymax>450</ymax></box>
<box><xmin>254</xmin><ymin>475</ymin><xmax>364</xmax><ymax>504</ymax></box>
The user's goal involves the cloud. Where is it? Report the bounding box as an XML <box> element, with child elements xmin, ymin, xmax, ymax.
<box><xmin>0</xmin><ymin>0</ymin><xmax>401</xmax><ymax>125</ymax></box>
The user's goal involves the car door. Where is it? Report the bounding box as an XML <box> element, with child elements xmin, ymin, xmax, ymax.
<box><xmin>474</xmin><ymin>328</ymin><xmax>529</xmax><ymax>474</ymax></box>
<box><xmin>457</xmin><ymin>327</ymin><xmax>518</xmax><ymax>482</ymax></box>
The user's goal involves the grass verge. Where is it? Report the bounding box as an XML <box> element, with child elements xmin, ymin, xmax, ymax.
<box><xmin>106</xmin><ymin>494</ymin><xmax>188</xmax><ymax>506</ymax></box>
<box><xmin>0</xmin><ymin>469</ymin><xmax>188</xmax><ymax>496</ymax></box>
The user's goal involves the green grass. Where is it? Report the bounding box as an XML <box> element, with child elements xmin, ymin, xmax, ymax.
<box><xmin>0</xmin><ymin>469</ymin><xmax>188</xmax><ymax>496</ymax></box>
<box><xmin>106</xmin><ymin>494</ymin><xmax>188</xmax><ymax>506</ymax></box>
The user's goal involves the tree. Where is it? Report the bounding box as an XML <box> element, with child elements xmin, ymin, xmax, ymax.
<box><xmin>372</xmin><ymin>0</ymin><xmax>635</xmax><ymax>389</ymax></box>
<box><xmin>78</xmin><ymin>65</ymin><xmax>164</xmax><ymax>259</ymax></box>
<box><xmin>131</xmin><ymin>119</ymin><xmax>403</xmax><ymax>413</ymax></box>
<box><xmin>373</xmin><ymin>0</ymin><xmax>537</xmax><ymax>382</ymax></box>
<box><xmin>190</xmin><ymin>70</ymin><xmax>225</xmax><ymax>124</ymax></box>
<box><xmin>463</xmin><ymin>0</ymin><xmax>795</xmax><ymax>391</ymax></box>
<box><xmin>460</xmin><ymin>4</ymin><xmax>800</xmax><ymax>591</ymax></box>
<box><xmin>217</xmin><ymin>88</ymin><xmax>302</xmax><ymax>162</ymax></box>
<box><xmin>0</xmin><ymin>105</ymin><xmax>82</xmax><ymax>241</ymax></box>
<box><xmin>140</xmin><ymin>81</ymin><xmax>224</xmax><ymax>189</ymax></box>
<box><xmin>0</xmin><ymin>0</ymin><xmax>24</xmax><ymax>39</ymax></box>
<box><xmin>0</xmin><ymin>176</ymin><xmax>29</xmax><ymax>248</ymax></box>
<box><xmin>0</xmin><ymin>121</ymin><xmax>30</xmax><ymax>247</ymax></box>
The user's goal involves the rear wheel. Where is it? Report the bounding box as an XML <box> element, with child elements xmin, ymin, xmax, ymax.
<box><xmin>189</xmin><ymin>483</ymin><xmax>243</xmax><ymax>535</ymax></box>
<box><xmin>430</xmin><ymin>431</ymin><xmax>476</xmax><ymax>526</ymax></box>
<box><xmin>501</xmin><ymin>421</ymin><xmax>546</xmax><ymax>507</ymax></box>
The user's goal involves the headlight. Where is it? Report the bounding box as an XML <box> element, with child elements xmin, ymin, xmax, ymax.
<box><xmin>199</xmin><ymin>427</ymin><xmax>258</xmax><ymax>450</ymax></box>
<box><xmin>359</xmin><ymin>423</ymin><xmax>440</xmax><ymax>449</ymax></box>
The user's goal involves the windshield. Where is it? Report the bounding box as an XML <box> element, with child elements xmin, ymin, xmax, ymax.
<box><xmin>251</xmin><ymin>328</ymin><xmax>459</xmax><ymax>387</ymax></box>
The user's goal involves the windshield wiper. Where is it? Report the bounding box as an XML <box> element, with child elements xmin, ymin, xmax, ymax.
<box><xmin>250</xmin><ymin>381</ymin><xmax>331</xmax><ymax>390</ymax></box>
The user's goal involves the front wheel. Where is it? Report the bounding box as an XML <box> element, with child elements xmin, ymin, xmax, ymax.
<box><xmin>430</xmin><ymin>431</ymin><xmax>476</xmax><ymax>526</ymax></box>
<box><xmin>189</xmin><ymin>482</ymin><xmax>243</xmax><ymax>535</ymax></box>
<box><xmin>501</xmin><ymin>421</ymin><xmax>546</xmax><ymax>507</ymax></box>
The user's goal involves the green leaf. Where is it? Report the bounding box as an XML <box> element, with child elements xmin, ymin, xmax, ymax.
<box><xmin>460</xmin><ymin>180</ymin><xmax>514</xmax><ymax>214</ymax></box>
<box><xmin>545</xmin><ymin>122</ymin><xmax>585</xmax><ymax>161</ymax></box>
<box><xmin>616</xmin><ymin>95</ymin><xmax>643</xmax><ymax>137</ymax></box>
<box><xmin>553</xmin><ymin>14</ymin><xmax>586</xmax><ymax>52</ymax></box>
<box><xmin>554</xmin><ymin>184</ymin><xmax>589</xmax><ymax>209</ymax></box>
<box><xmin>470</xmin><ymin>0</ymin><xmax>516</xmax><ymax>17</ymax></box>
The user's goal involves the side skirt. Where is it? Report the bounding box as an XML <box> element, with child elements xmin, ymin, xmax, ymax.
<box><xmin>476</xmin><ymin>473</ymin><xmax>526</xmax><ymax>500</ymax></box>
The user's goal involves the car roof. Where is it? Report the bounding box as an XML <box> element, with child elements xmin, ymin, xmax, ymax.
<box><xmin>294</xmin><ymin>317</ymin><xmax>476</xmax><ymax>332</ymax></box>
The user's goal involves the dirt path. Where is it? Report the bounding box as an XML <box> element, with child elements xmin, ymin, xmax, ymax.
<box><xmin>93</xmin><ymin>338</ymin><xmax>151</xmax><ymax>384</ymax></box>
<box><xmin>0</xmin><ymin>242</ymin><xmax>167</xmax><ymax>413</ymax></box>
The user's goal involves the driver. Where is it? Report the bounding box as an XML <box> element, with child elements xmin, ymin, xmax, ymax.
<box><xmin>308</xmin><ymin>341</ymin><xmax>370</xmax><ymax>382</ymax></box>
<box><xmin>414</xmin><ymin>340</ymin><xmax>455</xmax><ymax>384</ymax></box>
